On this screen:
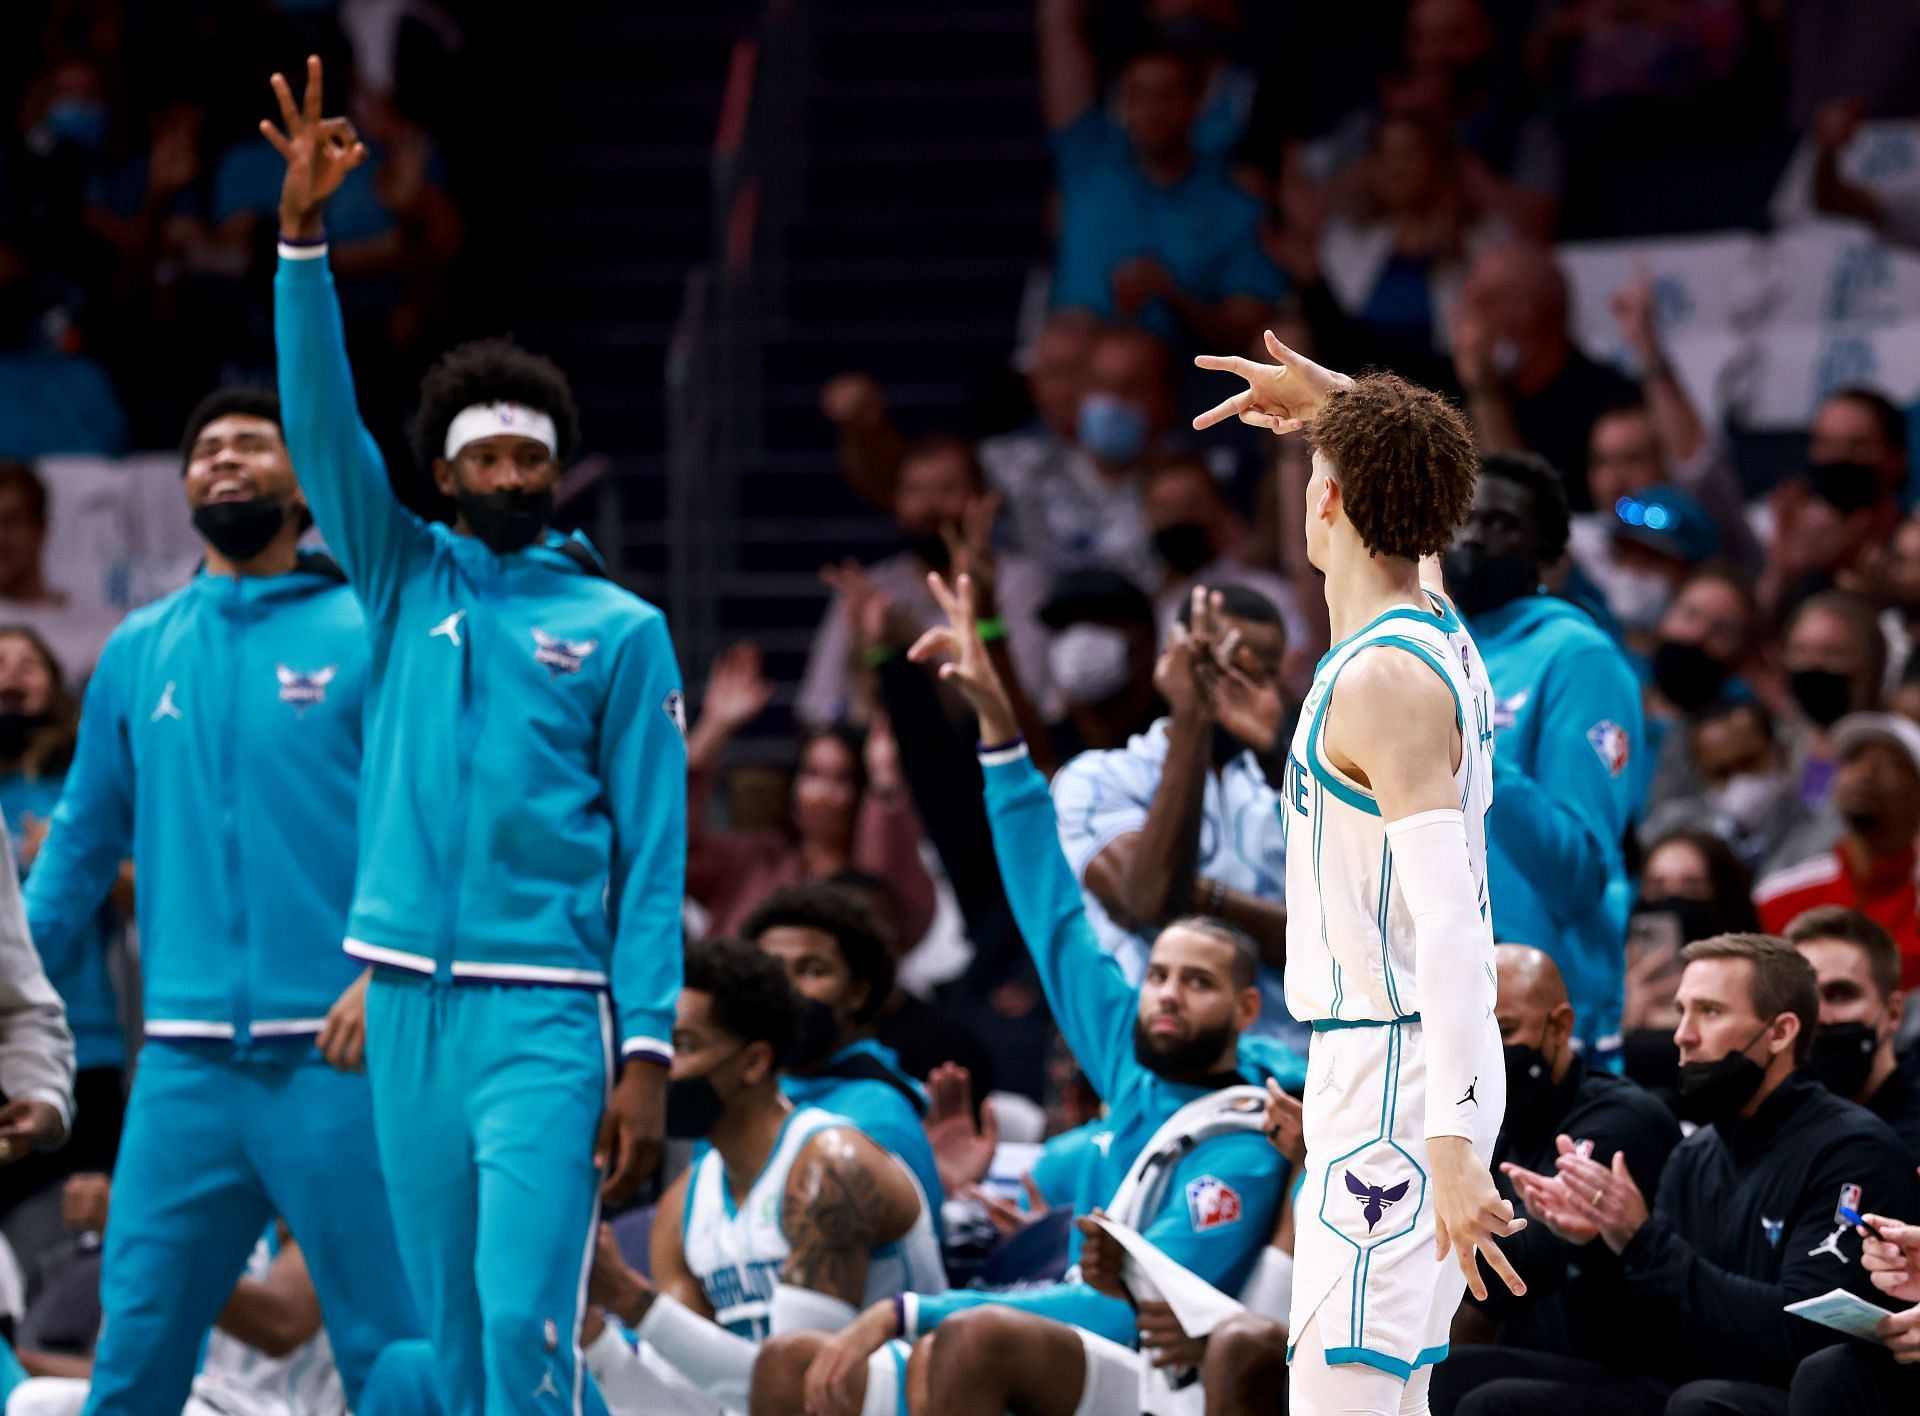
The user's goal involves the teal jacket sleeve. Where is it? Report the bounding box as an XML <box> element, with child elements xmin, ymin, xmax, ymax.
<box><xmin>1489</xmin><ymin>643</ymin><xmax>1641</xmax><ymax>923</ymax></box>
<box><xmin>909</xmin><ymin>1280</ymin><xmax>1137</xmax><ymax>1347</ymax></box>
<box><xmin>25</xmin><ymin>635</ymin><xmax>134</xmax><ymax>965</ymax></box>
<box><xmin>1130</xmin><ymin>1132</ymin><xmax>1284</xmax><ymax>1300</ymax></box>
<box><xmin>273</xmin><ymin>249</ymin><xmax>434</xmax><ymax>621</ymax></box>
<box><xmin>910</xmin><ymin>1132</ymin><xmax>1283</xmax><ymax>1346</ymax></box>
<box><xmin>981</xmin><ymin>747</ymin><xmax>1138</xmax><ymax>1102</ymax></box>
<box><xmin>601</xmin><ymin>612</ymin><xmax>686</xmax><ymax>1063</ymax></box>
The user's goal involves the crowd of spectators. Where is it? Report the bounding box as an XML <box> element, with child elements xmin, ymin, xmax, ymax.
<box><xmin>4</xmin><ymin>0</ymin><xmax>1920</xmax><ymax>1411</ymax></box>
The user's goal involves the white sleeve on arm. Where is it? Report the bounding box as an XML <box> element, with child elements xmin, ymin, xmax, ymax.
<box><xmin>633</xmin><ymin>1295</ymin><xmax>758</xmax><ymax>1410</ymax></box>
<box><xmin>1386</xmin><ymin>807</ymin><xmax>1491</xmax><ymax>1142</ymax></box>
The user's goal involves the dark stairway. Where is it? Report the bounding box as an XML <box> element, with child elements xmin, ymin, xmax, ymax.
<box><xmin>727</xmin><ymin>0</ymin><xmax>1053</xmax><ymax>755</ymax></box>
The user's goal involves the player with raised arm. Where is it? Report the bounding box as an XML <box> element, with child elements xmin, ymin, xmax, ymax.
<box><xmin>1193</xmin><ymin>337</ymin><xmax>1525</xmax><ymax>1414</ymax></box>
<box><xmin>263</xmin><ymin>58</ymin><xmax>685</xmax><ymax>1415</ymax></box>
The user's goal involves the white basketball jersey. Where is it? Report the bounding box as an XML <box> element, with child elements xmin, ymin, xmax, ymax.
<box><xmin>682</xmin><ymin>1107</ymin><xmax>947</xmax><ymax>1339</ymax></box>
<box><xmin>196</xmin><ymin>1230</ymin><xmax>345</xmax><ymax>1416</ymax></box>
<box><xmin>1279</xmin><ymin>592</ymin><xmax>1495</xmax><ymax>1025</ymax></box>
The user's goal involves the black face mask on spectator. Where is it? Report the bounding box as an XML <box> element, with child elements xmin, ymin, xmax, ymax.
<box><xmin>1502</xmin><ymin>1043</ymin><xmax>1558</xmax><ymax>1130</ymax></box>
<box><xmin>1672</xmin><ymin>1025</ymin><xmax>1769</xmax><ymax>1126</ymax></box>
<box><xmin>782</xmin><ymin>999</ymin><xmax>842</xmax><ymax>1073</ymax></box>
<box><xmin>1633</xmin><ymin>894</ymin><xmax>1720</xmax><ymax>946</ymax></box>
<box><xmin>903</xmin><ymin>531</ymin><xmax>951</xmax><ymax>572</ymax></box>
<box><xmin>0</xmin><ymin>711</ymin><xmax>49</xmax><ymax>759</ymax></box>
<box><xmin>1788</xmin><ymin>668</ymin><xmax>1852</xmax><ymax>728</ymax></box>
<box><xmin>455</xmin><ymin>486</ymin><xmax>552</xmax><ymax>554</ymax></box>
<box><xmin>192</xmin><ymin>498</ymin><xmax>287</xmax><ymax>562</ymax></box>
<box><xmin>1650</xmin><ymin>639</ymin><xmax>1732</xmax><ymax>712</ymax></box>
<box><xmin>1807</xmin><ymin>1020</ymin><xmax>1877</xmax><ymax>1099</ymax></box>
<box><xmin>1153</xmin><ymin>523</ymin><xmax>1214</xmax><ymax>576</ymax></box>
<box><xmin>1441</xmin><ymin>545</ymin><xmax>1536</xmax><ymax>620</ymax></box>
<box><xmin>1808</xmin><ymin>461</ymin><xmax>1881</xmax><ymax>515</ymax></box>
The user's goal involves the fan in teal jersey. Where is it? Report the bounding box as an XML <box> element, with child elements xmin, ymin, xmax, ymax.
<box><xmin>263</xmin><ymin>57</ymin><xmax>685</xmax><ymax>1416</ymax></box>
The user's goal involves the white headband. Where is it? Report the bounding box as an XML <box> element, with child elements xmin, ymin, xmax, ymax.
<box><xmin>443</xmin><ymin>402</ymin><xmax>558</xmax><ymax>461</ymax></box>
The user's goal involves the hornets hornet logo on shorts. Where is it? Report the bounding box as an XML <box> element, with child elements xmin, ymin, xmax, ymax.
<box><xmin>275</xmin><ymin>664</ymin><xmax>335</xmax><ymax>717</ymax></box>
<box><xmin>1346</xmin><ymin>1170</ymin><xmax>1412</xmax><ymax>1233</ymax></box>
<box><xmin>531</xmin><ymin>627</ymin><xmax>597</xmax><ymax>677</ymax></box>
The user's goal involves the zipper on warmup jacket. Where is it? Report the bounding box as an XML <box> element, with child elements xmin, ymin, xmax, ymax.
<box><xmin>438</xmin><ymin>566</ymin><xmax>489</xmax><ymax>980</ymax></box>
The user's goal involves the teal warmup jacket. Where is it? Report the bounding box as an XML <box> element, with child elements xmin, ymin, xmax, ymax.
<box><xmin>1468</xmin><ymin>593</ymin><xmax>1643</xmax><ymax>1056</ymax></box>
<box><xmin>275</xmin><ymin>249</ymin><xmax>686</xmax><ymax>1062</ymax></box>
<box><xmin>25</xmin><ymin>559</ymin><xmax>367</xmax><ymax>1042</ymax></box>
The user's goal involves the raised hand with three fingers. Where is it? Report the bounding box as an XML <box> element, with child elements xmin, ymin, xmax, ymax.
<box><xmin>261</xmin><ymin>55</ymin><xmax>367</xmax><ymax>240</ymax></box>
<box><xmin>906</xmin><ymin>572</ymin><xmax>1019</xmax><ymax>745</ymax></box>
<box><xmin>1193</xmin><ymin>330</ymin><xmax>1355</xmax><ymax>437</ymax></box>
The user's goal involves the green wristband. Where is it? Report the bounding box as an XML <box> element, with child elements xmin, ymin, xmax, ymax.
<box><xmin>975</xmin><ymin>616</ymin><xmax>1008</xmax><ymax>644</ymax></box>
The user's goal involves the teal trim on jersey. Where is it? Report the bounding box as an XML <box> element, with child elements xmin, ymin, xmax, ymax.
<box><xmin>1313</xmin><ymin>1023</ymin><xmax>1429</xmax><ymax>1350</ymax></box>
<box><xmin>1310</xmin><ymin>1013</ymin><xmax>1420</xmax><ymax>1032</ymax></box>
<box><xmin>888</xmin><ymin>1339</ymin><xmax>911</xmax><ymax>1416</ymax></box>
<box><xmin>722</xmin><ymin>1107</ymin><xmax>805</xmax><ymax>1223</ymax></box>
<box><xmin>1375</xmin><ymin>840</ymin><xmax>1403</xmax><ymax>1017</ymax></box>
<box><xmin>1313</xmin><ymin>780</ymin><xmax>1344</xmax><ymax>1018</ymax></box>
<box><xmin>1315</xmin><ymin>604</ymin><xmax>1452</xmax><ymax>676</ymax></box>
<box><xmin>1306</xmin><ymin>664</ymin><xmax>1381</xmax><ymax>818</ymax></box>
<box><xmin>1368</xmin><ymin>635</ymin><xmax>1463</xmax><ymax>733</ymax></box>
<box><xmin>1322</xmin><ymin>1343</ymin><xmax>1451</xmax><ymax>1380</ymax></box>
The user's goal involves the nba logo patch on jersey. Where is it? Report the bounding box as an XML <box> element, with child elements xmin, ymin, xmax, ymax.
<box><xmin>663</xmin><ymin>689</ymin><xmax>687</xmax><ymax>740</ymax></box>
<box><xmin>1585</xmin><ymin>719</ymin><xmax>1630</xmax><ymax>777</ymax></box>
<box><xmin>1186</xmin><ymin>1175</ymin><xmax>1243</xmax><ymax>1231</ymax></box>
<box><xmin>1836</xmin><ymin>1183</ymin><xmax>1863</xmax><ymax>1225</ymax></box>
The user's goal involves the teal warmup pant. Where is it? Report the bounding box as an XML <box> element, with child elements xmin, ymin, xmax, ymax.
<box><xmin>81</xmin><ymin>1041</ymin><xmax>419</xmax><ymax>1413</ymax></box>
<box><xmin>359</xmin><ymin>1339</ymin><xmax>612</xmax><ymax>1416</ymax></box>
<box><xmin>365</xmin><ymin>975</ymin><xmax>611</xmax><ymax>1415</ymax></box>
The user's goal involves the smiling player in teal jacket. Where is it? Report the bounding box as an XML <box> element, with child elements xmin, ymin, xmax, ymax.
<box><xmin>1442</xmin><ymin>452</ymin><xmax>1643</xmax><ymax>1062</ymax></box>
<box><xmin>266</xmin><ymin>58</ymin><xmax>685</xmax><ymax>1416</ymax></box>
<box><xmin>24</xmin><ymin>387</ymin><xmax>420</xmax><ymax>1414</ymax></box>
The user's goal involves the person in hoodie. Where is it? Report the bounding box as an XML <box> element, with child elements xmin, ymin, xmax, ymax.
<box><xmin>266</xmin><ymin>60</ymin><xmax>684</xmax><ymax>1415</ymax></box>
<box><xmin>741</xmin><ymin>882</ymin><xmax>946</xmax><ymax>1230</ymax></box>
<box><xmin>1443</xmin><ymin>450</ymin><xmax>1643</xmax><ymax>1062</ymax></box>
<box><xmin>749</xmin><ymin>569</ymin><xmax>1304</xmax><ymax>1416</ymax></box>
<box><xmin>21</xmin><ymin>385</ymin><xmax>419</xmax><ymax>1413</ymax></box>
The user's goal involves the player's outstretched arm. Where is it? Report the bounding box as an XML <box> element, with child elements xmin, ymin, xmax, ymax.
<box><xmin>265</xmin><ymin>54</ymin><xmax>431</xmax><ymax>616</ymax></box>
<box><xmin>908</xmin><ymin>573</ymin><xmax>1140</xmax><ymax>1101</ymax></box>
<box><xmin>1326</xmin><ymin>649</ymin><xmax>1526</xmax><ymax>1304</ymax></box>
<box><xmin>1191</xmin><ymin>330</ymin><xmax>1355</xmax><ymax>436</ymax></box>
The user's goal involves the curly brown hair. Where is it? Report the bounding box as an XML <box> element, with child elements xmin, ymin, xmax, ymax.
<box><xmin>1308</xmin><ymin>373</ymin><xmax>1478</xmax><ymax>561</ymax></box>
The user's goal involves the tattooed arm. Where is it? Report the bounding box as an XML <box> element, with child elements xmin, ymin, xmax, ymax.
<box><xmin>779</xmin><ymin>1126</ymin><xmax>921</xmax><ymax>1305</ymax></box>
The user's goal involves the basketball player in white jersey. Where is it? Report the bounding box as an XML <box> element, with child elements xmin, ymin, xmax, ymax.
<box><xmin>581</xmin><ymin>937</ymin><xmax>945</xmax><ymax>1414</ymax></box>
<box><xmin>1193</xmin><ymin>340</ymin><xmax>1527</xmax><ymax>1415</ymax></box>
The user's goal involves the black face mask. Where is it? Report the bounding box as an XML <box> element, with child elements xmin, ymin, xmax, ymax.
<box><xmin>1807</xmin><ymin>1020</ymin><xmax>1878</xmax><ymax>1100</ymax></box>
<box><xmin>1442</xmin><ymin>545</ymin><xmax>1537</xmax><ymax>620</ymax></box>
<box><xmin>1632</xmin><ymin>895</ymin><xmax>1722</xmax><ymax>947</ymax></box>
<box><xmin>1788</xmin><ymin>668</ymin><xmax>1853</xmax><ymax>728</ymax></box>
<box><xmin>783</xmin><ymin>999</ymin><xmax>843</xmax><ymax>1074</ymax></box>
<box><xmin>1153</xmin><ymin>523</ymin><xmax>1215</xmax><ymax>577</ymax></box>
<box><xmin>1621</xmin><ymin>1027</ymin><xmax>1680</xmax><ymax>1094</ymax></box>
<box><xmin>193</xmin><ymin>498</ymin><xmax>288</xmax><ymax>563</ymax></box>
<box><xmin>1132</xmin><ymin>1014</ymin><xmax>1235</xmax><ymax>1080</ymax></box>
<box><xmin>664</xmin><ymin>1075</ymin><xmax>728</xmax><ymax>1139</ymax></box>
<box><xmin>0</xmin><ymin>710</ymin><xmax>49</xmax><ymax>760</ymax></box>
<box><xmin>1808</xmin><ymin>461</ymin><xmax>1881</xmax><ymax>515</ymax></box>
<box><xmin>1673</xmin><ymin>1026</ymin><xmax>1770</xmax><ymax>1126</ymax></box>
<box><xmin>1503</xmin><ymin>1042</ymin><xmax>1559</xmax><ymax>1129</ymax></box>
<box><xmin>455</xmin><ymin>486</ymin><xmax>553</xmax><ymax>554</ymax></box>
<box><xmin>1651</xmin><ymin>639</ymin><xmax>1732</xmax><ymax>713</ymax></box>
<box><xmin>903</xmin><ymin>531</ymin><xmax>951</xmax><ymax>572</ymax></box>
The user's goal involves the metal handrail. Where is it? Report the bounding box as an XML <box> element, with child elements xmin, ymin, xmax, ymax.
<box><xmin>660</xmin><ymin>0</ymin><xmax>812</xmax><ymax>687</ymax></box>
